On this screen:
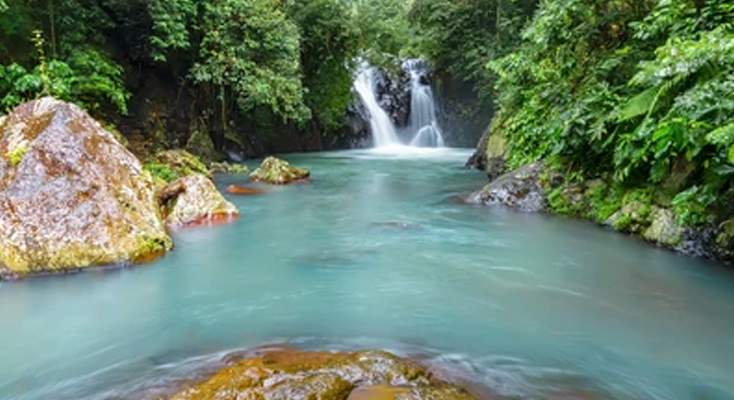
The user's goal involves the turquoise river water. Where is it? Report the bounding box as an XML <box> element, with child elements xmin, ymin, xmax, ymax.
<box><xmin>1</xmin><ymin>148</ymin><xmax>734</xmax><ymax>400</ymax></box>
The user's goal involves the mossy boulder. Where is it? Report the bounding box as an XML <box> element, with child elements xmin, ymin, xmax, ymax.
<box><xmin>467</xmin><ymin>162</ymin><xmax>549</xmax><ymax>212</ymax></box>
<box><xmin>169</xmin><ymin>348</ymin><xmax>477</xmax><ymax>400</ymax></box>
<box><xmin>483</xmin><ymin>131</ymin><xmax>509</xmax><ymax>180</ymax></box>
<box><xmin>466</xmin><ymin>128</ymin><xmax>509</xmax><ymax>180</ymax></box>
<box><xmin>147</xmin><ymin>149</ymin><xmax>211</xmax><ymax>183</ymax></box>
<box><xmin>161</xmin><ymin>173</ymin><xmax>239</xmax><ymax>227</ymax></box>
<box><xmin>605</xmin><ymin>201</ymin><xmax>652</xmax><ymax>234</ymax></box>
<box><xmin>644</xmin><ymin>208</ymin><xmax>684</xmax><ymax>247</ymax></box>
<box><xmin>250</xmin><ymin>156</ymin><xmax>310</xmax><ymax>185</ymax></box>
<box><xmin>0</xmin><ymin>98</ymin><xmax>172</xmax><ymax>280</ymax></box>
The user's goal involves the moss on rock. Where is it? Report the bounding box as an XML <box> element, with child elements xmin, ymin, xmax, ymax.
<box><xmin>0</xmin><ymin>98</ymin><xmax>173</xmax><ymax>279</ymax></box>
<box><xmin>250</xmin><ymin>156</ymin><xmax>310</xmax><ymax>185</ymax></box>
<box><xmin>169</xmin><ymin>348</ymin><xmax>477</xmax><ymax>400</ymax></box>
<box><xmin>146</xmin><ymin>149</ymin><xmax>212</xmax><ymax>183</ymax></box>
<box><xmin>644</xmin><ymin>208</ymin><xmax>684</xmax><ymax>247</ymax></box>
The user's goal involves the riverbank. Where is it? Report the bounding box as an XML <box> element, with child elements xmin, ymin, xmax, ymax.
<box><xmin>468</xmin><ymin>131</ymin><xmax>734</xmax><ymax>265</ymax></box>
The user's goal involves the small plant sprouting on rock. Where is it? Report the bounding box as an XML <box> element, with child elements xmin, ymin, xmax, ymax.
<box><xmin>6</xmin><ymin>144</ymin><xmax>29</xmax><ymax>166</ymax></box>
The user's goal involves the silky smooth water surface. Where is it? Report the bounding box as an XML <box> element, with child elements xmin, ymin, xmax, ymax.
<box><xmin>2</xmin><ymin>149</ymin><xmax>734</xmax><ymax>400</ymax></box>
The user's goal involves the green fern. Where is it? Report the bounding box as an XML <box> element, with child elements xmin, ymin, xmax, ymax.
<box><xmin>616</xmin><ymin>86</ymin><xmax>658</xmax><ymax>122</ymax></box>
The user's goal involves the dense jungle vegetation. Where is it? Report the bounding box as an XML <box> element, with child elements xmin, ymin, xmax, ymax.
<box><xmin>0</xmin><ymin>0</ymin><xmax>411</xmax><ymax>156</ymax></box>
<box><xmin>2</xmin><ymin>0</ymin><xmax>733</xmax><ymax>227</ymax></box>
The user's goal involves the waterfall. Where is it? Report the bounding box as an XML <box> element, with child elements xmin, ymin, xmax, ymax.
<box><xmin>404</xmin><ymin>60</ymin><xmax>445</xmax><ymax>148</ymax></box>
<box><xmin>352</xmin><ymin>61</ymin><xmax>445</xmax><ymax>149</ymax></box>
<box><xmin>353</xmin><ymin>68</ymin><xmax>402</xmax><ymax>147</ymax></box>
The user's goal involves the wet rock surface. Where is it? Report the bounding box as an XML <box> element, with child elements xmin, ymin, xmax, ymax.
<box><xmin>250</xmin><ymin>156</ymin><xmax>310</xmax><ymax>185</ymax></box>
<box><xmin>162</xmin><ymin>174</ymin><xmax>239</xmax><ymax>227</ymax></box>
<box><xmin>226</xmin><ymin>184</ymin><xmax>266</xmax><ymax>195</ymax></box>
<box><xmin>167</xmin><ymin>348</ymin><xmax>478</xmax><ymax>400</ymax></box>
<box><xmin>467</xmin><ymin>162</ymin><xmax>548</xmax><ymax>212</ymax></box>
<box><xmin>375</xmin><ymin>68</ymin><xmax>412</xmax><ymax>128</ymax></box>
<box><xmin>0</xmin><ymin>98</ymin><xmax>172</xmax><ymax>279</ymax></box>
<box><xmin>466</xmin><ymin>129</ymin><xmax>509</xmax><ymax>181</ymax></box>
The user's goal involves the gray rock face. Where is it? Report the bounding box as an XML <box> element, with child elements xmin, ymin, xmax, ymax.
<box><xmin>467</xmin><ymin>162</ymin><xmax>547</xmax><ymax>212</ymax></box>
<box><xmin>375</xmin><ymin>68</ymin><xmax>412</xmax><ymax>127</ymax></box>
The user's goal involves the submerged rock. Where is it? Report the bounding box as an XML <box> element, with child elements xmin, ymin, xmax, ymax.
<box><xmin>0</xmin><ymin>98</ymin><xmax>172</xmax><ymax>279</ymax></box>
<box><xmin>169</xmin><ymin>348</ymin><xmax>477</xmax><ymax>400</ymax></box>
<box><xmin>226</xmin><ymin>184</ymin><xmax>266</xmax><ymax>195</ymax></box>
<box><xmin>369</xmin><ymin>221</ymin><xmax>421</xmax><ymax>230</ymax></box>
<box><xmin>162</xmin><ymin>174</ymin><xmax>239</xmax><ymax>227</ymax></box>
<box><xmin>250</xmin><ymin>156</ymin><xmax>310</xmax><ymax>185</ymax></box>
<box><xmin>467</xmin><ymin>162</ymin><xmax>548</xmax><ymax>212</ymax></box>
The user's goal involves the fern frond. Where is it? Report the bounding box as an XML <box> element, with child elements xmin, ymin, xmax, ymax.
<box><xmin>616</xmin><ymin>86</ymin><xmax>657</xmax><ymax>122</ymax></box>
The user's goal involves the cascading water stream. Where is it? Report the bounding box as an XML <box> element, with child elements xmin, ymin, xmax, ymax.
<box><xmin>353</xmin><ymin>61</ymin><xmax>445</xmax><ymax>149</ymax></box>
<box><xmin>404</xmin><ymin>60</ymin><xmax>445</xmax><ymax>148</ymax></box>
<box><xmin>353</xmin><ymin>68</ymin><xmax>402</xmax><ymax>148</ymax></box>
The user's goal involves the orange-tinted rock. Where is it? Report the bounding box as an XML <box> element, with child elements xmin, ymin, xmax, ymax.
<box><xmin>168</xmin><ymin>348</ymin><xmax>479</xmax><ymax>400</ymax></box>
<box><xmin>162</xmin><ymin>174</ymin><xmax>239</xmax><ymax>227</ymax></box>
<box><xmin>226</xmin><ymin>184</ymin><xmax>266</xmax><ymax>195</ymax></box>
<box><xmin>0</xmin><ymin>98</ymin><xmax>172</xmax><ymax>279</ymax></box>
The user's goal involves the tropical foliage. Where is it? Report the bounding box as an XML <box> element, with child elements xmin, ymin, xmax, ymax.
<box><xmin>480</xmin><ymin>0</ymin><xmax>734</xmax><ymax>225</ymax></box>
<box><xmin>0</xmin><ymin>0</ymin><xmax>411</xmax><ymax>135</ymax></box>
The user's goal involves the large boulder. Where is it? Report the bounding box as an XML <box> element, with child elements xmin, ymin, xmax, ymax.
<box><xmin>250</xmin><ymin>156</ymin><xmax>310</xmax><ymax>185</ymax></box>
<box><xmin>169</xmin><ymin>348</ymin><xmax>477</xmax><ymax>400</ymax></box>
<box><xmin>161</xmin><ymin>174</ymin><xmax>239</xmax><ymax>227</ymax></box>
<box><xmin>0</xmin><ymin>98</ymin><xmax>172</xmax><ymax>279</ymax></box>
<box><xmin>467</xmin><ymin>162</ymin><xmax>548</xmax><ymax>212</ymax></box>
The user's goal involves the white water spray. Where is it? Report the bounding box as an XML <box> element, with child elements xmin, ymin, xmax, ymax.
<box><xmin>353</xmin><ymin>68</ymin><xmax>402</xmax><ymax>147</ymax></box>
<box><xmin>405</xmin><ymin>61</ymin><xmax>445</xmax><ymax>148</ymax></box>
<box><xmin>353</xmin><ymin>61</ymin><xmax>445</xmax><ymax>149</ymax></box>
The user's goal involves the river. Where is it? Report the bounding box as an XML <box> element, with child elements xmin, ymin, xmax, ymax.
<box><xmin>1</xmin><ymin>148</ymin><xmax>734</xmax><ymax>400</ymax></box>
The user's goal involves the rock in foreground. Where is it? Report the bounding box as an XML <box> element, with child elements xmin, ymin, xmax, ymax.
<box><xmin>161</xmin><ymin>174</ymin><xmax>239</xmax><ymax>227</ymax></box>
<box><xmin>0</xmin><ymin>98</ymin><xmax>172</xmax><ymax>279</ymax></box>
<box><xmin>169</xmin><ymin>348</ymin><xmax>477</xmax><ymax>400</ymax></box>
<box><xmin>250</xmin><ymin>156</ymin><xmax>310</xmax><ymax>185</ymax></box>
